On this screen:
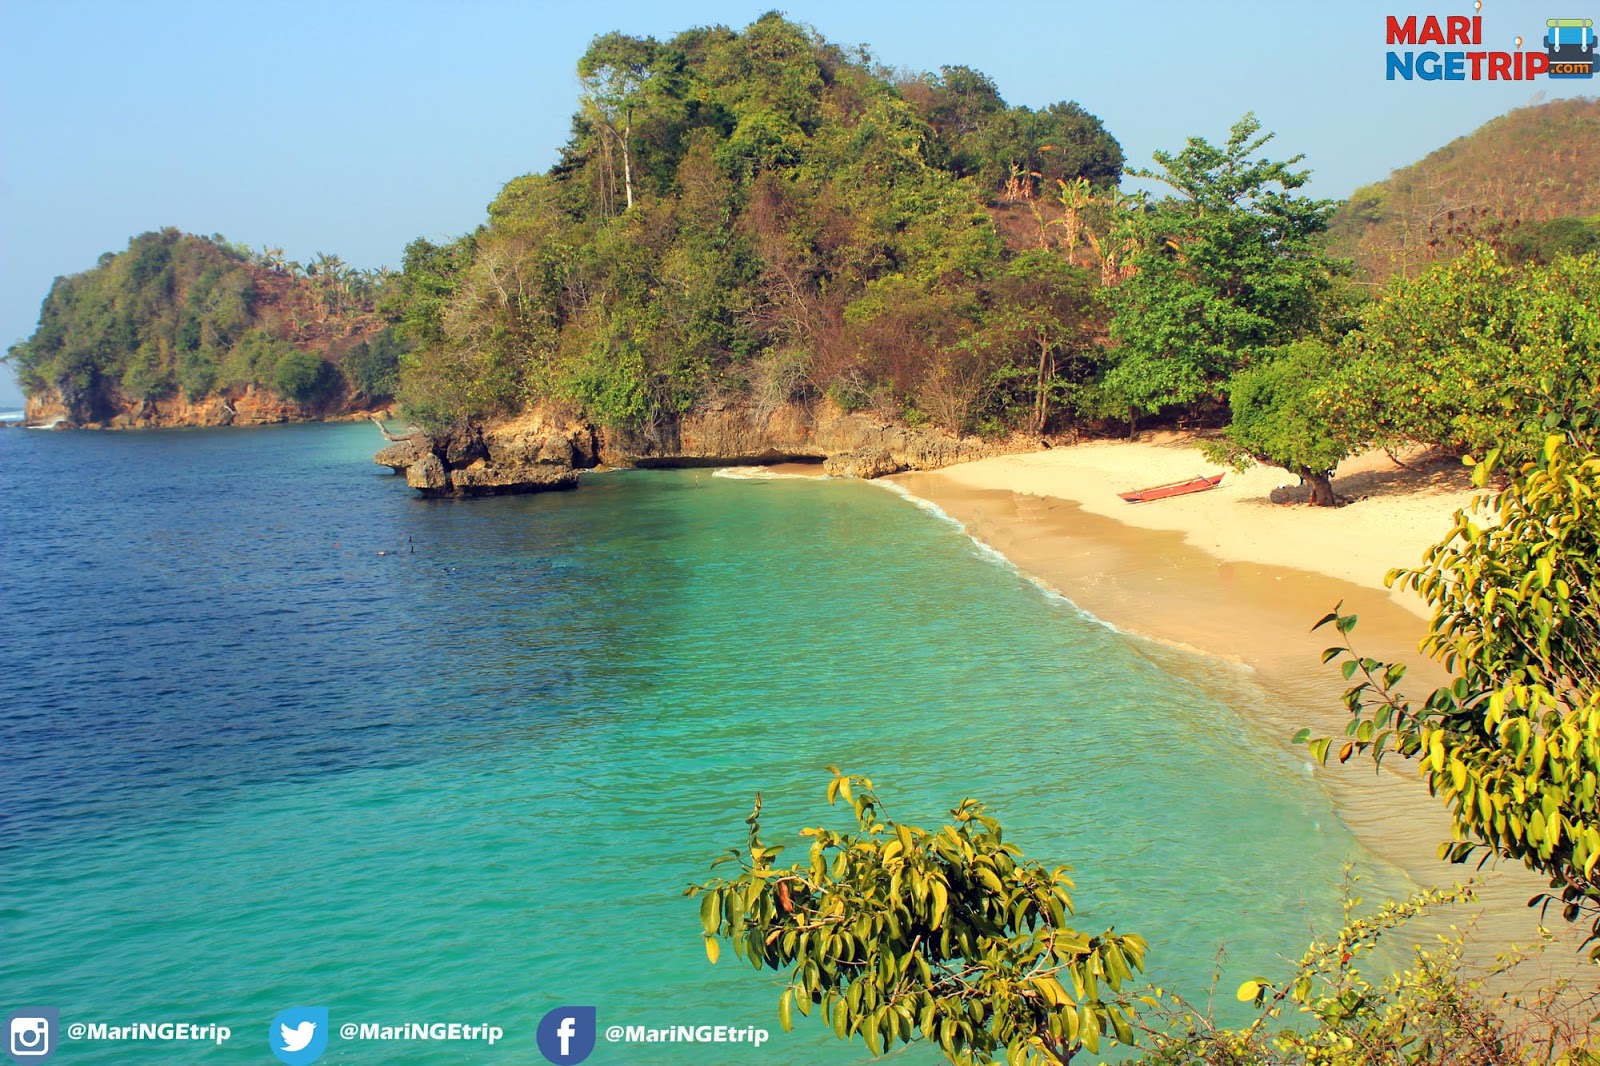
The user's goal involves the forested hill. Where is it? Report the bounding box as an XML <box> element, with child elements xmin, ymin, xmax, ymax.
<box><xmin>7</xmin><ymin>229</ymin><xmax>404</xmax><ymax>426</ymax></box>
<box><xmin>1328</xmin><ymin>97</ymin><xmax>1600</xmax><ymax>282</ymax></box>
<box><xmin>390</xmin><ymin>13</ymin><xmax>1124</xmax><ymax>437</ymax></box>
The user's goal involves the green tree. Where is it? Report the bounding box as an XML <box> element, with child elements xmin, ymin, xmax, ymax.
<box><xmin>1102</xmin><ymin>115</ymin><xmax>1339</xmax><ymax>429</ymax></box>
<box><xmin>273</xmin><ymin>350</ymin><xmax>337</xmax><ymax>404</ymax></box>
<box><xmin>688</xmin><ymin>769</ymin><xmax>1147</xmax><ymax>1065</ymax></box>
<box><xmin>908</xmin><ymin>67</ymin><xmax>1123</xmax><ymax>197</ymax></box>
<box><xmin>120</xmin><ymin>340</ymin><xmax>175</xmax><ymax>404</ymax></box>
<box><xmin>342</xmin><ymin>328</ymin><xmax>406</xmax><ymax>401</ymax></box>
<box><xmin>577</xmin><ymin>32</ymin><xmax>665</xmax><ymax>212</ymax></box>
<box><xmin>1207</xmin><ymin>340</ymin><xmax>1357</xmax><ymax>506</ymax></box>
<box><xmin>1503</xmin><ymin>214</ymin><xmax>1600</xmax><ymax>266</ymax></box>
<box><xmin>1329</xmin><ymin>245</ymin><xmax>1600</xmax><ymax>465</ymax></box>
<box><xmin>979</xmin><ymin>251</ymin><xmax>1099</xmax><ymax>434</ymax></box>
<box><xmin>391</xmin><ymin>235</ymin><xmax>476</xmax><ymax>352</ymax></box>
<box><xmin>1305</xmin><ymin>418</ymin><xmax>1600</xmax><ymax>954</ymax></box>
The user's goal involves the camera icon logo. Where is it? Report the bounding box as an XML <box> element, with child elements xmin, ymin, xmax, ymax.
<box><xmin>5</xmin><ymin>1008</ymin><xmax>59</xmax><ymax>1063</ymax></box>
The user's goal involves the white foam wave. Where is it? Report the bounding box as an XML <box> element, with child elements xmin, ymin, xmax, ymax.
<box><xmin>24</xmin><ymin>415</ymin><xmax>65</xmax><ymax>430</ymax></box>
<box><xmin>0</xmin><ymin>409</ymin><xmax>25</xmax><ymax>424</ymax></box>
<box><xmin>712</xmin><ymin>466</ymin><xmax>828</xmax><ymax>481</ymax></box>
<box><xmin>869</xmin><ymin>479</ymin><xmax>1126</xmax><ymax>633</ymax></box>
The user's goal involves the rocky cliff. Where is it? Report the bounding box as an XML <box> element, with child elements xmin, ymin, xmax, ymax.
<box><xmin>375</xmin><ymin>401</ymin><xmax>1042</xmax><ymax>497</ymax></box>
<box><xmin>24</xmin><ymin>384</ymin><xmax>383</xmax><ymax>430</ymax></box>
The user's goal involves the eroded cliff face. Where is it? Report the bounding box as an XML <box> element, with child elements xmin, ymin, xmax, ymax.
<box><xmin>24</xmin><ymin>385</ymin><xmax>382</xmax><ymax>429</ymax></box>
<box><xmin>376</xmin><ymin>400</ymin><xmax>1041</xmax><ymax>497</ymax></box>
<box><xmin>376</xmin><ymin>411</ymin><xmax>591</xmax><ymax>498</ymax></box>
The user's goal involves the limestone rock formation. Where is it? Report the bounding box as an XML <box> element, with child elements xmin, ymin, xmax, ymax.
<box><xmin>405</xmin><ymin>453</ymin><xmax>449</xmax><ymax>492</ymax></box>
<box><xmin>24</xmin><ymin>384</ymin><xmax>381</xmax><ymax>430</ymax></box>
<box><xmin>391</xmin><ymin>410</ymin><xmax>593</xmax><ymax>498</ymax></box>
<box><xmin>823</xmin><ymin>448</ymin><xmax>904</xmax><ymax>479</ymax></box>
<box><xmin>375</xmin><ymin>438</ymin><xmax>428</xmax><ymax>471</ymax></box>
<box><xmin>379</xmin><ymin>399</ymin><xmax>1033</xmax><ymax>498</ymax></box>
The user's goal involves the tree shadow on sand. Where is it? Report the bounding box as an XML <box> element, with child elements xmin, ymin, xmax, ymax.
<box><xmin>1270</xmin><ymin>448</ymin><xmax>1476</xmax><ymax>506</ymax></box>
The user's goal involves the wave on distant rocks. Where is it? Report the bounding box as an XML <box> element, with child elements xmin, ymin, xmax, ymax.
<box><xmin>712</xmin><ymin>466</ymin><xmax>828</xmax><ymax>481</ymax></box>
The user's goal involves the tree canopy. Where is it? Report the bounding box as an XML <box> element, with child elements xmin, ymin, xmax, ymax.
<box><xmin>1208</xmin><ymin>340</ymin><xmax>1356</xmax><ymax>506</ymax></box>
<box><xmin>687</xmin><ymin>770</ymin><xmax>1146</xmax><ymax>1065</ymax></box>
<box><xmin>1307</xmin><ymin>411</ymin><xmax>1600</xmax><ymax>954</ymax></box>
<box><xmin>1099</xmin><ymin>114</ymin><xmax>1341</xmax><ymax>427</ymax></box>
<box><xmin>1329</xmin><ymin>245</ymin><xmax>1600</xmax><ymax>465</ymax></box>
<box><xmin>6</xmin><ymin>228</ymin><xmax>401</xmax><ymax>421</ymax></box>
<box><xmin>388</xmin><ymin>14</ymin><xmax>1123</xmax><ymax>434</ymax></box>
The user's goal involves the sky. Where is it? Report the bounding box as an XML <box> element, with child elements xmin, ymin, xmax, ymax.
<box><xmin>1</xmin><ymin>0</ymin><xmax>1591</xmax><ymax>409</ymax></box>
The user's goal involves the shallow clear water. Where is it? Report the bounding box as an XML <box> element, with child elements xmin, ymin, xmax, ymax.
<box><xmin>0</xmin><ymin>424</ymin><xmax>1400</xmax><ymax>1063</ymax></box>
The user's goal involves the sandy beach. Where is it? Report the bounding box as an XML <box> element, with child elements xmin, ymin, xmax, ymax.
<box><xmin>889</xmin><ymin>436</ymin><xmax>1593</xmax><ymax>987</ymax></box>
<box><xmin>913</xmin><ymin>433</ymin><xmax>1481</xmax><ymax>618</ymax></box>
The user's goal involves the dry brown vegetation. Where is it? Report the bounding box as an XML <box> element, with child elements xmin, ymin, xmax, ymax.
<box><xmin>1328</xmin><ymin>97</ymin><xmax>1600</xmax><ymax>281</ymax></box>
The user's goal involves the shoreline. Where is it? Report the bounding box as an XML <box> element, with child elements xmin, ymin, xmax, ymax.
<box><xmin>881</xmin><ymin>438</ymin><xmax>1591</xmax><ymax>982</ymax></box>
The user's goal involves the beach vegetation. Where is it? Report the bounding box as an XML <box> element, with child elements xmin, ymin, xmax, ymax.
<box><xmin>686</xmin><ymin>769</ymin><xmax>1147</xmax><ymax>1065</ymax></box>
<box><xmin>1206</xmin><ymin>340</ymin><xmax>1355</xmax><ymax>507</ymax></box>
<box><xmin>692</xmin><ymin>779</ymin><xmax>1600</xmax><ymax>1063</ymax></box>
<box><xmin>1135</xmin><ymin>879</ymin><xmax>1599</xmax><ymax>1065</ymax></box>
<box><xmin>1099</xmin><ymin>114</ymin><xmax>1342</xmax><ymax>431</ymax></box>
<box><xmin>1306</xmin><ymin>412</ymin><xmax>1600</xmax><ymax>956</ymax></box>
<box><xmin>1215</xmin><ymin>244</ymin><xmax>1598</xmax><ymax>503</ymax></box>
<box><xmin>1329</xmin><ymin>245</ymin><xmax>1600</xmax><ymax>467</ymax></box>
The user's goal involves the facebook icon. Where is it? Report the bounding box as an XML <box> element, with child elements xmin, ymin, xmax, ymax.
<box><xmin>536</xmin><ymin>1006</ymin><xmax>596</xmax><ymax>1064</ymax></box>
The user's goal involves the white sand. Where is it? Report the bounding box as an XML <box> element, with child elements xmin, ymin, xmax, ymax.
<box><xmin>920</xmin><ymin>434</ymin><xmax>1480</xmax><ymax>618</ymax></box>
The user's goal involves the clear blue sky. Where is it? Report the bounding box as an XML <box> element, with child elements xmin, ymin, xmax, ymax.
<box><xmin>1</xmin><ymin>0</ymin><xmax>1588</xmax><ymax>408</ymax></box>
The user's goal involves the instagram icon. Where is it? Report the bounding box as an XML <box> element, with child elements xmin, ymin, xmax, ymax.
<box><xmin>5</xmin><ymin>1008</ymin><xmax>58</xmax><ymax>1063</ymax></box>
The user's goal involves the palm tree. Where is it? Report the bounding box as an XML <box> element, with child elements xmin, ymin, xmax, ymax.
<box><xmin>1049</xmin><ymin>177</ymin><xmax>1094</xmax><ymax>263</ymax></box>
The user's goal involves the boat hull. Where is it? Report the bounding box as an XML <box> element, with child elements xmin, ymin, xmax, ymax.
<box><xmin>1118</xmin><ymin>473</ymin><xmax>1224</xmax><ymax>503</ymax></box>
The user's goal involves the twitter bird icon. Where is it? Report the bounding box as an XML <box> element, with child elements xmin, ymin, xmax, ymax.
<box><xmin>282</xmin><ymin>1021</ymin><xmax>316</xmax><ymax>1052</ymax></box>
<box><xmin>269</xmin><ymin>1007</ymin><xmax>329</xmax><ymax>1065</ymax></box>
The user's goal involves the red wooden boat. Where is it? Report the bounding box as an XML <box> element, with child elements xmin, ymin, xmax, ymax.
<box><xmin>1118</xmin><ymin>473</ymin><xmax>1224</xmax><ymax>503</ymax></box>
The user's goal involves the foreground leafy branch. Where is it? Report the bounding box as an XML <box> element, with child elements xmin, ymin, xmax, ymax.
<box><xmin>1301</xmin><ymin>422</ymin><xmax>1600</xmax><ymax>954</ymax></box>
<box><xmin>1139</xmin><ymin>876</ymin><xmax>1599</xmax><ymax>1065</ymax></box>
<box><xmin>685</xmin><ymin>769</ymin><xmax>1146</xmax><ymax>1064</ymax></box>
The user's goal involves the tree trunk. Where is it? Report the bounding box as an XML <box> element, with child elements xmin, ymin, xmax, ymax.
<box><xmin>1298</xmin><ymin>467</ymin><xmax>1337</xmax><ymax>507</ymax></box>
<box><xmin>370</xmin><ymin>414</ymin><xmax>419</xmax><ymax>442</ymax></box>
<box><xmin>622</xmin><ymin>108</ymin><xmax>635</xmax><ymax>211</ymax></box>
<box><xmin>1033</xmin><ymin>337</ymin><xmax>1051</xmax><ymax>434</ymax></box>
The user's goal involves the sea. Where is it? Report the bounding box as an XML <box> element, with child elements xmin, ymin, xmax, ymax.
<box><xmin>0</xmin><ymin>423</ymin><xmax>1406</xmax><ymax>1064</ymax></box>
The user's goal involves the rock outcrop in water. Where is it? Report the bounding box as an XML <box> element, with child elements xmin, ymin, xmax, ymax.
<box><xmin>376</xmin><ymin>411</ymin><xmax>592</xmax><ymax>498</ymax></box>
<box><xmin>376</xmin><ymin>401</ymin><xmax>1035</xmax><ymax>497</ymax></box>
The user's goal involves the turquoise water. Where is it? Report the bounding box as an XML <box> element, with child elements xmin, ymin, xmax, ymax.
<box><xmin>0</xmin><ymin>424</ymin><xmax>1398</xmax><ymax>1064</ymax></box>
